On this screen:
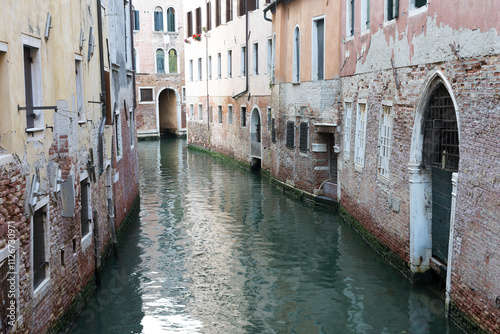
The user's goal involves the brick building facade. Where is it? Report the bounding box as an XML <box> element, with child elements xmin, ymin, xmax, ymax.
<box><xmin>134</xmin><ymin>0</ymin><xmax>186</xmax><ymax>138</ymax></box>
<box><xmin>0</xmin><ymin>0</ymin><xmax>139</xmax><ymax>333</ymax></box>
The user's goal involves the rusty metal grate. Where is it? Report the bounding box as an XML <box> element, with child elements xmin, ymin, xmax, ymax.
<box><xmin>286</xmin><ymin>121</ymin><xmax>295</xmax><ymax>148</ymax></box>
<box><xmin>423</xmin><ymin>85</ymin><xmax>459</xmax><ymax>171</ymax></box>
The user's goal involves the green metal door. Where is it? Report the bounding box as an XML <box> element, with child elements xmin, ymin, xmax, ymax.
<box><xmin>431</xmin><ymin>167</ymin><xmax>452</xmax><ymax>264</ymax></box>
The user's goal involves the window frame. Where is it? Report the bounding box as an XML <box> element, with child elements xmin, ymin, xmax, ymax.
<box><xmin>226</xmin><ymin>0</ymin><xmax>233</xmax><ymax>22</ymax></box>
<box><xmin>196</xmin><ymin>7</ymin><xmax>202</xmax><ymax>35</ymax></box>
<box><xmin>198</xmin><ymin>57</ymin><xmax>202</xmax><ymax>81</ymax></box>
<box><xmin>252</xmin><ymin>42</ymin><xmax>259</xmax><ymax>75</ymax></box>
<box><xmin>241</xmin><ymin>45</ymin><xmax>246</xmax><ymax>77</ymax></box>
<box><xmin>198</xmin><ymin>103</ymin><xmax>203</xmax><ymax>121</ymax></box>
<box><xmin>409</xmin><ymin>0</ymin><xmax>428</xmax><ymax>16</ymax></box>
<box><xmin>217</xmin><ymin>52</ymin><xmax>222</xmax><ymax>79</ymax></box>
<box><xmin>138</xmin><ymin>87</ymin><xmax>154</xmax><ymax>104</ymax></box>
<box><xmin>166</xmin><ymin>7</ymin><xmax>176</xmax><ymax>32</ymax></box>
<box><xmin>360</xmin><ymin>0</ymin><xmax>370</xmax><ymax>33</ymax></box>
<box><xmin>187</xmin><ymin>11</ymin><xmax>193</xmax><ymax>37</ymax></box>
<box><xmin>31</xmin><ymin>196</ymin><xmax>50</xmax><ymax>298</ymax></box>
<box><xmin>292</xmin><ymin>26</ymin><xmax>300</xmax><ymax>83</ymax></box>
<box><xmin>311</xmin><ymin>16</ymin><xmax>325</xmax><ymax>81</ymax></box>
<box><xmin>168</xmin><ymin>48</ymin><xmax>178</xmax><ymax>74</ymax></box>
<box><xmin>377</xmin><ymin>102</ymin><xmax>393</xmax><ymax>181</ymax></box>
<box><xmin>156</xmin><ymin>48</ymin><xmax>165</xmax><ymax>73</ymax></box>
<box><xmin>206</xmin><ymin>2</ymin><xmax>212</xmax><ymax>31</ymax></box>
<box><xmin>190</xmin><ymin>103</ymin><xmax>194</xmax><ymax>119</ymax></box>
<box><xmin>75</xmin><ymin>56</ymin><xmax>86</xmax><ymax>123</ymax></box>
<box><xmin>354</xmin><ymin>101</ymin><xmax>368</xmax><ymax>170</ymax></box>
<box><xmin>241</xmin><ymin>105</ymin><xmax>247</xmax><ymax>127</ymax></box>
<box><xmin>22</xmin><ymin>35</ymin><xmax>44</xmax><ymax>132</ymax></box>
<box><xmin>346</xmin><ymin>0</ymin><xmax>355</xmax><ymax>37</ymax></box>
<box><xmin>343</xmin><ymin>101</ymin><xmax>353</xmax><ymax>159</ymax></box>
<box><xmin>385</xmin><ymin>0</ymin><xmax>399</xmax><ymax>23</ymax></box>
<box><xmin>189</xmin><ymin>59</ymin><xmax>194</xmax><ymax>81</ymax></box>
<box><xmin>114</xmin><ymin>108</ymin><xmax>123</xmax><ymax>161</ymax></box>
<box><xmin>228</xmin><ymin>104</ymin><xmax>233</xmax><ymax>124</ymax></box>
<box><xmin>132</xmin><ymin>8</ymin><xmax>140</xmax><ymax>30</ymax></box>
<box><xmin>153</xmin><ymin>6</ymin><xmax>164</xmax><ymax>31</ymax></box>
<box><xmin>227</xmin><ymin>50</ymin><xmax>232</xmax><ymax>78</ymax></box>
<box><xmin>299</xmin><ymin>122</ymin><xmax>308</xmax><ymax>153</ymax></box>
<box><xmin>286</xmin><ymin>121</ymin><xmax>295</xmax><ymax>149</ymax></box>
<box><xmin>218</xmin><ymin>105</ymin><xmax>223</xmax><ymax>123</ymax></box>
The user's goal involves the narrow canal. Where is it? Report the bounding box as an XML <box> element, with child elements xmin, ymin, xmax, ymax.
<box><xmin>71</xmin><ymin>138</ymin><xmax>459</xmax><ymax>334</ymax></box>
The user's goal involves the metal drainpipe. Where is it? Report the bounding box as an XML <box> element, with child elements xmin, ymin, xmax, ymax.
<box><xmin>97</xmin><ymin>0</ymin><xmax>106</xmax><ymax>175</ymax></box>
<box><xmin>232</xmin><ymin>0</ymin><xmax>249</xmax><ymax>99</ymax></box>
<box><xmin>129</xmin><ymin>0</ymin><xmax>137</xmax><ymax>110</ymax></box>
<box><xmin>206</xmin><ymin>30</ymin><xmax>210</xmax><ymax>149</ymax></box>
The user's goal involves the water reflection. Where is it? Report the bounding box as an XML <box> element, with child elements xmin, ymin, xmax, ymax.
<box><xmin>71</xmin><ymin>138</ymin><xmax>458</xmax><ymax>334</ymax></box>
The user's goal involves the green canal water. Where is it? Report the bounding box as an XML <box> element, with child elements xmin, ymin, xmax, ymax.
<box><xmin>70</xmin><ymin>138</ymin><xmax>460</xmax><ymax>334</ymax></box>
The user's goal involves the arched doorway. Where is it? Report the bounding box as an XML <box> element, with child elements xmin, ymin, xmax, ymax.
<box><xmin>250</xmin><ymin>108</ymin><xmax>261</xmax><ymax>158</ymax></box>
<box><xmin>158</xmin><ymin>88</ymin><xmax>179</xmax><ymax>136</ymax></box>
<box><xmin>409</xmin><ymin>72</ymin><xmax>460</xmax><ymax>283</ymax></box>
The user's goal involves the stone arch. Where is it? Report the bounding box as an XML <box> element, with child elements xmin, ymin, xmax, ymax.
<box><xmin>408</xmin><ymin>70</ymin><xmax>460</xmax><ymax>289</ymax></box>
<box><xmin>156</xmin><ymin>87</ymin><xmax>183</xmax><ymax>136</ymax></box>
<box><xmin>250</xmin><ymin>107</ymin><xmax>261</xmax><ymax>158</ymax></box>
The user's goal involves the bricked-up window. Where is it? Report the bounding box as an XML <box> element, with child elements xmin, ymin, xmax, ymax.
<box><xmin>226</xmin><ymin>0</ymin><xmax>233</xmax><ymax>22</ymax></box>
<box><xmin>206</xmin><ymin>2</ymin><xmax>212</xmax><ymax>31</ymax></box>
<box><xmin>80</xmin><ymin>178</ymin><xmax>91</xmax><ymax>237</ymax></box>
<box><xmin>196</xmin><ymin>7</ymin><xmax>202</xmax><ymax>35</ymax></box>
<box><xmin>187</xmin><ymin>11</ymin><xmax>193</xmax><ymax>37</ymax></box>
<box><xmin>343</xmin><ymin>102</ymin><xmax>353</xmax><ymax>158</ymax></box>
<box><xmin>167</xmin><ymin>7</ymin><xmax>175</xmax><ymax>32</ymax></box>
<box><xmin>132</xmin><ymin>8</ymin><xmax>140</xmax><ymax>30</ymax></box>
<box><xmin>139</xmin><ymin>88</ymin><xmax>153</xmax><ymax>102</ymax></box>
<box><xmin>286</xmin><ymin>121</ymin><xmax>295</xmax><ymax>148</ymax></box>
<box><xmin>228</xmin><ymin>105</ymin><xmax>233</xmax><ymax>124</ymax></box>
<box><xmin>272</xmin><ymin>118</ymin><xmax>276</xmax><ymax>142</ymax></box>
<box><xmin>378</xmin><ymin>105</ymin><xmax>393</xmax><ymax>179</ymax></box>
<box><xmin>33</xmin><ymin>206</ymin><xmax>47</xmax><ymax>290</ymax></box>
<box><xmin>241</xmin><ymin>106</ymin><xmax>247</xmax><ymax>127</ymax></box>
<box><xmin>355</xmin><ymin>103</ymin><xmax>368</xmax><ymax>168</ymax></box>
<box><xmin>154</xmin><ymin>7</ymin><xmax>164</xmax><ymax>31</ymax></box>
<box><xmin>216</xmin><ymin>0</ymin><xmax>221</xmax><ymax>27</ymax></box>
<box><xmin>299</xmin><ymin>122</ymin><xmax>308</xmax><ymax>152</ymax></box>
<box><xmin>386</xmin><ymin>0</ymin><xmax>399</xmax><ymax>21</ymax></box>
<box><xmin>218</xmin><ymin>105</ymin><xmax>223</xmax><ymax>123</ymax></box>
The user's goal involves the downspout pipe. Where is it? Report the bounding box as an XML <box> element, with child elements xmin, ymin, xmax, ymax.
<box><xmin>129</xmin><ymin>0</ymin><xmax>137</xmax><ymax>110</ymax></box>
<box><xmin>232</xmin><ymin>1</ymin><xmax>249</xmax><ymax>99</ymax></box>
<box><xmin>97</xmin><ymin>0</ymin><xmax>106</xmax><ymax>175</ymax></box>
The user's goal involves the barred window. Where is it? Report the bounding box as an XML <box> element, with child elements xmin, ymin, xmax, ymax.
<box><xmin>286</xmin><ymin>121</ymin><xmax>295</xmax><ymax>148</ymax></box>
<box><xmin>299</xmin><ymin>122</ymin><xmax>308</xmax><ymax>152</ymax></box>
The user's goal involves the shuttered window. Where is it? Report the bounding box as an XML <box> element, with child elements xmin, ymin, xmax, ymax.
<box><xmin>133</xmin><ymin>9</ymin><xmax>140</xmax><ymax>30</ymax></box>
<box><xmin>387</xmin><ymin>0</ymin><xmax>399</xmax><ymax>21</ymax></box>
<box><xmin>187</xmin><ymin>11</ymin><xmax>193</xmax><ymax>37</ymax></box>
<box><xmin>196</xmin><ymin>7</ymin><xmax>202</xmax><ymax>35</ymax></box>
<box><xmin>206</xmin><ymin>2</ymin><xmax>212</xmax><ymax>31</ymax></box>
<box><xmin>168</xmin><ymin>49</ymin><xmax>177</xmax><ymax>73</ymax></box>
<box><xmin>216</xmin><ymin>0</ymin><xmax>221</xmax><ymax>27</ymax></box>
<box><xmin>167</xmin><ymin>7</ymin><xmax>175</xmax><ymax>32</ymax></box>
<box><xmin>154</xmin><ymin>7</ymin><xmax>163</xmax><ymax>31</ymax></box>
<box><xmin>226</xmin><ymin>0</ymin><xmax>233</xmax><ymax>22</ymax></box>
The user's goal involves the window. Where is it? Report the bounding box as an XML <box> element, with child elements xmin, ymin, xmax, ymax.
<box><xmin>386</xmin><ymin>0</ymin><xmax>399</xmax><ymax>21</ymax></box>
<box><xmin>189</xmin><ymin>59</ymin><xmax>193</xmax><ymax>81</ymax></box>
<box><xmin>23</xmin><ymin>43</ymin><xmax>43</xmax><ymax>130</ymax></box>
<box><xmin>228</xmin><ymin>105</ymin><xmax>233</xmax><ymax>124</ymax></box>
<box><xmin>361</xmin><ymin>0</ymin><xmax>370</xmax><ymax>32</ymax></box>
<box><xmin>190</xmin><ymin>103</ymin><xmax>194</xmax><ymax>118</ymax></box>
<box><xmin>248</xmin><ymin>0</ymin><xmax>258</xmax><ymax>11</ymax></box>
<box><xmin>267</xmin><ymin>38</ymin><xmax>272</xmax><ymax>74</ymax></box>
<box><xmin>167</xmin><ymin>7</ymin><xmax>175</xmax><ymax>32</ymax></box>
<box><xmin>378</xmin><ymin>105</ymin><xmax>393</xmax><ymax>180</ymax></box>
<box><xmin>133</xmin><ymin>48</ymin><xmax>139</xmax><ymax>72</ymax></box>
<box><xmin>218</xmin><ymin>105</ymin><xmax>223</xmax><ymax>123</ymax></box>
<box><xmin>299</xmin><ymin>122</ymin><xmax>308</xmax><ymax>152</ymax></box>
<box><xmin>312</xmin><ymin>17</ymin><xmax>325</xmax><ymax>80</ymax></box>
<box><xmin>292</xmin><ymin>27</ymin><xmax>300</xmax><ymax>83</ymax></box>
<box><xmin>80</xmin><ymin>178</ymin><xmax>91</xmax><ymax>237</ymax></box>
<box><xmin>132</xmin><ymin>8</ymin><xmax>140</xmax><ymax>30</ymax></box>
<box><xmin>198</xmin><ymin>103</ymin><xmax>203</xmax><ymax>120</ymax></box>
<box><xmin>0</xmin><ymin>251</ymin><xmax>17</xmax><ymax>333</ymax></box>
<box><xmin>168</xmin><ymin>49</ymin><xmax>177</xmax><ymax>73</ymax></box>
<box><xmin>267</xmin><ymin>107</ymin><xmax>272</xmax><ymax>131</ymax></box>
<box><xmin>33</xmin><ymin>205</ymin><xmax>48</xmax><ymax>290</ymax></box>
<box><xmin>286</xmin><ymin>121</ymin><xmax>295</xmax><ymax>148</ymax></box>
<box><xmin>209</xmin><ymin>106</ymin><xmax>214</xmax><ymax>122</ymax></box>
<box><xmin>227</xmin><ymin>50</ymin><xmax>232</xmax><ymax>78</ymax></box>
<box><xmin>343</xmin><ymin>102</ymin><xmax>353</xmax><ymax>158</ymax></box>
<box><xmin>217</xmin><ymin>53</ymin><xmax>222</xmax><ymax>78</ymax></box>
<box><xmin>182</xmin><ymin>87</ymin><xmax>186</xmax><ymax>102</ymax></box>
<box><xmin>354</xmin><ymin>102</ymin><xmax>367</xmax><ymax>168</ymax></box>
<box><xmin>115</xmin><ymin>109</ymin><xmax>123</xmax><ymax>158</ymax></box>
<box><xmin>271</xmin><ymin>34</ymin><xmax>276</xmax><ymax>83</ymax></box>
<box><xmin>226</xmin><ymin>0</ymin><xmax>233</xmax><ymax>22</ymax></box>
<box><xmin>241</xmin><ymin>46</ymin><xmax>246</xmax><ymax>77</ymax></box>
<box><xmin>272</xmin><ymin>118</ymin><xmax>276</xmax><ymax>142</ymax></box>
<box><xmin>156</xmin><ymin>49</ymin><xmax>165</xmax><ymax>73</ymax></box>
<box><xmin>347</xmin><ymin>0</ymin><xmax>354</xmax><ymax>37</ymax></box>
<box><xmin>129</xmin><ymin>108</ymin><xmax>135</xmax><ymax>147</ymax></box>
<box><xmin>253</xmin><ymin>42</ymin><xmax>258</xmax><ymax>75</ymax></box>
<box><xmin>241</xmin><ymin>106</ymin><xmax>247</xmax><ymax>127</ymax></box>
<box><xmin>139</xmin><ymin>88</ymin><xmax>153</xmax><ymax>102</ymax></box>
<box><xmin>196</xmin><ymin>7</ymin><xmax>202</xmax><ymax>35</ymax></box>
<box><xmin>238</xmin><ymin>0</ymin><xmax>245</xmax><ymax>16</ymax></box>
<box><xmin>198</xmin><ymin>58</ymin><xmax>202</xmax><ymax>81</ymax></box>
<box><xmin>75</xmin><ymin>59</ymin><xmax>85</xmax><ymax>121</ymax></box>
<box><xmin>216</xmin><ymin>0</ymin><xmax>221</xmax><ymax>27</ymax></box>
<box><xmin>154</xmin><ymin>7</ymin><xmax>164</xmax><ymax>31</ymax></box>
<box><xmin>187</xmin><ymin>11</ymin><xmax>193</xmax><ymax>37</ymax></box>
<box><xmin>205</xmin><ymin>2</ymin><xmax>212</xmax><ymax>32</ymax></box>
<box><xmin>410</xmin><ymin>0</ymin><xmax>427</xmax><ymax>11</ymax></box>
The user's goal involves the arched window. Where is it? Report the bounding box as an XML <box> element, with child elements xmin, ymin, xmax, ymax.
<box><xmin>167</xmin><ymin>7</ymin><xmax>175</xmax><ymax>32</ymax></box>
<box><xmin>293</xmin><ymin>26</ymin><xmax>300</xmax><ymax>83</ymax></box>
<box><xmin>156</xmin><ymin>49</ymin><xmax>165</xmax><ymax>73</ymax></box>
<box><xmin>154</xmin><ymin>6</ymin><xmax>163</xmax><ymax>31</ymax></box>
<box><xmin>168</xmin><ymin>49</ymin><xmax>177</xmax><ymax>73</ymax></box>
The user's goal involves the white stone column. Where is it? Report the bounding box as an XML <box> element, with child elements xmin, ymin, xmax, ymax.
<box><xmin>408</xmin><ymin>163</ymin><xmax>432</xmax><ymax>274</ymax></box>
<box><xmin>445</xmin><ymin>172</ymin><xmax>459</xmax><ymax>317</ymax></box>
